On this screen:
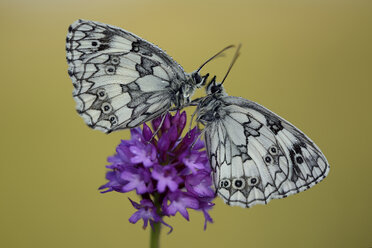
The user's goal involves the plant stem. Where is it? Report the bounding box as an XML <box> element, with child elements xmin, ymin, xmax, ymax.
<box><xmin>150</xmin><ymin>193</ymin><xmax>162</xmax><ymax>248</ymax></box>
<box><xmin>150</xmin><ymin>220</ymin><xmax>161</xmax><ymax>248</ymax></box>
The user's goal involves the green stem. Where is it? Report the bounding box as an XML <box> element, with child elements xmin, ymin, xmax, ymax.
<box><xmin>150</xmin><ymin>221</ymin><xmax>161</xmax><ymax>248</ymax></box>
<box><xmin>150</xmin><ymin>193</ymin><xmax>162</xmax><ymax>248</ymax></box>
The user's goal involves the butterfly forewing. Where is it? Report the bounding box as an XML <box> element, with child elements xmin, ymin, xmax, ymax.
<box><xmin>66</xmin><ymin>20</ymin><xmax>189</xmax><ymax>132</ymax></box>
<box><xmin>200</xmin><ymin>94</ymin><xmax>329</xmax><ymax>208</ymax></box>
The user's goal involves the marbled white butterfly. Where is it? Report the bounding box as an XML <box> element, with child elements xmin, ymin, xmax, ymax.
<box><xmin>66</xmin><ymin>20</ymin><xmax>227</xmax><ymax>133</ymax></box>
<box><xmin>194</xmin><ymin>46</ymin><xmax>330</xmax><ymax>207</ymax></box>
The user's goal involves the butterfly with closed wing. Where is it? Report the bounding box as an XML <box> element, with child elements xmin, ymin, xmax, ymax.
<box><xmin>66</xmin><ymin>19</ymin><xmax>230</xmax><ymax>133</ymax></box>
<box><xmin>193</xmin><ymin>45</ymin><xmax>330</xmax><ymax>207</ymax></box>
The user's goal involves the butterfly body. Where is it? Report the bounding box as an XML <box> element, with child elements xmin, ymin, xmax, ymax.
<box><xmin>196</xmin><ymin>82</ymin><xmax>330</xmax><ymax>208</ymax></box>
<box><xmin>66</xmin><ymin>20</ymin><xmax>206</xmax><ymax>133</ymax></box>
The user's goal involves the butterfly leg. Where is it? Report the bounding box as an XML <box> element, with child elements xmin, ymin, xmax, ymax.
<box><xmin>146</xmin><ymin>112</ymin><xmax>168</xmax><ymax>143</ymax></box>
<box><xmin>187</xmin><ymin>108</ymin><xmax>200</xmax><ymax>138</ymax></box>
<box><xmin>189</xmin><ymin>128</ymin><xmax>206</xmax><ymax>149</ymax></box>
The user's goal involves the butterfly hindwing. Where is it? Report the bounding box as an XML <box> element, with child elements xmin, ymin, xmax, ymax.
<box><xmin>203</xmin><ymin>96</ymin><xmax>329</xmax><ymax>208</ymax></box>
<box><xmin>66</xmin><ymin>20</ymin><xmax>187</xmax><ymax>132</ymax></box>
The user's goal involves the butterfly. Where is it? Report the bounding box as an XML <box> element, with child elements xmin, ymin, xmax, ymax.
<box><xmin>66</xmin><ymin>19</ymin><xmax>228</xmax><ymax>133</ymax></box>
<box><xmin>194</xmin><ymin>46</ymin><xmax>330</xmax><ymax>208</ymax></box>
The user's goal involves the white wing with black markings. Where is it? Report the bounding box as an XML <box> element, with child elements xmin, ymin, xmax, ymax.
<box><xmin>66</xmin><ymin>20</ymin><xmax>190</xmax><ymax>133</ymax></box>
<box><xmin>198</xmin><ymin>85</ymin><xmax>330</xmax><ymax>208</ymax></box>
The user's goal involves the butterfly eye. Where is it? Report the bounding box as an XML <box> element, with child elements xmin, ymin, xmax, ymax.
<box><xmin>211</xmin><ymin>85</ymin><xmax>221</xmax><ymax>94</ymax></box>
<box><xmin>269</xmin><ymin>146</ymin><xmax>278</xmax><ymax>155</ymax></box>
<box><xmin>232</xmin><ymin>178</ymin><xmax>245</xmax><ymax>190</ymax></box>
<box><xmin>101</xmin><ymin>102</ymin><xmax>113</xmax><ymax>114</ymax></box>
<box><xmin>247</xmin><ymin>177</ymin><xmax>259</xmax><ymax>186</ymax></box>
<box><xmin>105</xmin><ymin>65</ymin><xmax>116</xmax><ymax>75</ymax></box>
<box><xmin>192</xmin><ymin>72</ymin><xmax>202</xmax><ymax>84</ymax></box>
<box><xmin>295</xmin><ymin>154</ymin><xmax>304</xmax><ymax>164</ymax></box>
<box><xmin>97</xmin><ymin>89</ymin><xmax>107</xmax><ymax>100</ymax></box>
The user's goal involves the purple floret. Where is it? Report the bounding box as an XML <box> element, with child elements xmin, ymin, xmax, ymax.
<box><xmin>100</xmin><ymin>111</ymin><xmax>216</xmax><ymax>232</ymax></box>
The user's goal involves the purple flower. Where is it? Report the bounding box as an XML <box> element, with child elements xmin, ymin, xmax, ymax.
<box><xmin>120</xmin><ymin>167</ymin><xmax>153</xmax><ymax>194</ymax></box>
<box><xmin>199</xmin><ymin>200</ymin><xmax>214</xmax><ymax>230</ymax></box>
<box><xmin>129</xmin><ymin>142</ymin><xmax>157</xmax><ymax>167</ymax></box>
<box><xmin>180</xmin><ymin>151</ymin><xmax>209</xmax><ymax>174</ymax></box>
<box><xmin>163</xmin><ymin>192</ymin><xmax>199</xmax><ymax>220</ymax></box>
<box><xmin>185</xmin><ymin>171</ymin><xmax>215</xmax><ymax>198</ymax></box>
<box><xmin>128</xmin><ymin>198</ymin><xmax>172</xmax><ymax>233</ymax></box>
<box><xmin>129</xmin><ymin>198</ymin><xmax>161</xmax><ymax>229</ymax></box>
<box><xmin>151</xmin><ymin>165</ymin><xmax>182</xmax><ymax>193</ymax></box>
<box><xmin>100</xmin><ymin>111</ymin><xmax>216</xmax><ymax>232</ymax></box>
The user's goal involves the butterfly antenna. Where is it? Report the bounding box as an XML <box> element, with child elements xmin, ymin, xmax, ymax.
<box><xmin>221</xmin><ymin>44</ymin><xmax>241</xmax><ymax>85</ymax></box>
<box><xmin>196</xmin><ymin>45</ymin><xmax>235</xmax><ymax>73</ymax></box>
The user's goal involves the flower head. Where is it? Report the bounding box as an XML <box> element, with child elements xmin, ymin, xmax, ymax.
<box><xmin>128</xmin><ymin>198</ymin><xmax>173</xmax><ymax>232</ymax></box>
<box><xmin>100</xmin><ymin>111</ymin><xmax>215</xmax><ymax>232</ymax></box>
<box><xmin>128</xmin><ymin>198</ymin><xmax>161</xmax><ymax>229</ymax></box>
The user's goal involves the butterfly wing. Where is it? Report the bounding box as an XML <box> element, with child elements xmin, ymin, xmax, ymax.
<box><xmin>66</xmin><ymin>20</ymin><xmax>187</xmax><ymax>132</ymax></box>
<box><xmin>204</xmin><ymin>96</ymin><xmax>329</xmax><ymax>208</ymax></box>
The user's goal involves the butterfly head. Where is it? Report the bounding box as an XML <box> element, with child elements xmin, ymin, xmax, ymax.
<box><xmin>192</xmin><ymin>78</ymin><xmax>227</xmax><ymax>125</ymax></box>
<box><xmin>205</xmin><ymin>76</ymin><xmax>226</xmax><ymax>96</ymax></box>
<box><xmin>190</xmin><ymin>45</ymin><xmax>235</xmax><ymax>89</ymax></box>
<box><xmin>175</xmin><ymin>72</ymin><xmax>210</xmax><ymax>108</ymax></box>
<box><xmin>191</xmin><ymin>71</ymin><xmax>210</xmax><ymax>88</ymax></box>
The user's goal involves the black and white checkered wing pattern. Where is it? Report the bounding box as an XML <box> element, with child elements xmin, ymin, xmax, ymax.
<box><xmin>204</xmin><ymin>96</ymin><xmax>329</xmax><ymax>208</ymax></box>
<box><xmin>66</xmin><ymin>20</ymin><xmax>187</xmax><ymax>132</ymax></box>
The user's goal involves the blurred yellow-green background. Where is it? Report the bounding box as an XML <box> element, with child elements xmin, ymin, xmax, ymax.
<box><xmin>1</xmin><ymin>0</ymin><xmax>371</xmax><ymax>247</ymax></box>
